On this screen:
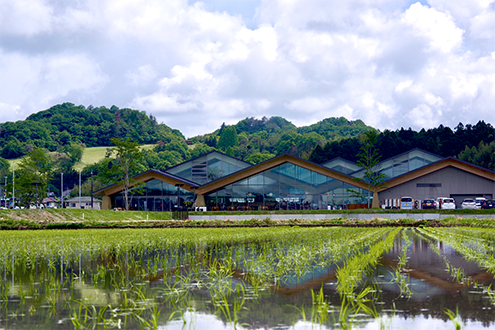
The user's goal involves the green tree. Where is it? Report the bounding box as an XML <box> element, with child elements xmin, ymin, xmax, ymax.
<box><xmin>0</xmin><ymin>157</ymin><xmax>9</xmax><ymax>199</ymax></box>
<box><xmin>57</xmin><ymin>143</ymin><xmax>84</xmax><ymax>173</ymax></box>
<box><xmin>0</xmin><ymin>157</ymin><xmax>9</xmax><ymax>179</ymax></box>
<box><xmin>351</xmin><ymin>131</ymin><xmax>386</xmax><ymax>208</ymax></box>
<box><xmin>106</xmin><ymin>138</ymin><xmax>146</xmax><ymax>210</ymax></box>
<box><xmin>245</xmin><ymin>152</ymin><xmax>276</xmax><ymax>164</ymax></box>
<box><xmin>217</xmin><ymin>126</ymin><xmax>238</xmax><ymax>151</ymax></box>
<box><xmin>458</xmin><ymin>141</ymin><xmax>495</xmax><ymax>171</ymax></box>
<box><xmin>9</xmin><ymin>147</ymin><xmax>54</xmax><ymax>207</ymax></box>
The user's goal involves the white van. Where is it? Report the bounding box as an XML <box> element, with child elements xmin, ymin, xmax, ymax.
<box><xmin>400</xmin><ymin>196</ymin><xmax>414</xmax><ymax>210</ymax></box>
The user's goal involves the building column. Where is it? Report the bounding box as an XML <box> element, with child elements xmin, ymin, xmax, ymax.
<box><xmin>196</xmin><ymin>194</ymin><xmax>206</xmax><ymax>207</ymax></box>
<box><xmin>102</xmin><ymin>196</ymin><xmax>112</xmax><ymax>210</ymax></box>
<box><xmin>372</xmin><ymin>192</ymin><xmax>380</xmax><ymax>208</ymax></box>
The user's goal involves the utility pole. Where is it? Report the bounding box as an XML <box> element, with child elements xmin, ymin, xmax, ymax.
<box><xmin>78</xmin><ymin>169</ymin><xmax>82</xmax><ymax>209</ymax></box>
<box><xmin>91</xmin><ymin>171</ymin><xmax>94</xmax><ymax>209</ymax></box>
<box><xmin>61</xmin><ymin>172</ymin><xmax>64</xmax><ymax>208</ymax></box>
<box><xmin>11</xmin><ymin>161</ymin><xmax>14</xmax><ymax>209</ymax></box>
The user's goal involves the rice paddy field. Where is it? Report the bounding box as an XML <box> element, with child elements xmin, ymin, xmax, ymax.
<box><xmin>1</xmin><ymin>227</ymin><xmax>495</xmax><ymax>329</ymax></box>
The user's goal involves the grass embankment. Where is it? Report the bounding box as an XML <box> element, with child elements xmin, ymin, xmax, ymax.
<box><xmin>1</xmin><ymin>208</ymin><xmax>495</xmax><ymax>230</ymax></box>
<box><xmin>189</xmin><ymin>208</ymin><xmax>495</xmax><ymax>216</ymax></box>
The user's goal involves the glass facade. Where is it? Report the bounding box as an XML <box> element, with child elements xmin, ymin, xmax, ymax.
<box><xmin>165</xmin><ymin>152</ymin><xmax>251</xmax><ymax>184</ymax></box>
<box><xmin>111</xmin><ymin>179</ymin><xmax>195</xmax><ymax>211</ymax></box>
<box><xmin>351</xmin><ymin>149</ymin><xmax>443</xmax><ymax>180</ymax></box>
<box><xmin>205</xmin><ymin>163</ymin><xmax>369</xmax><ymax>211</ymax></box>
<box><xmin>322</xmin><ymin>158</ymin><xmax>361</xmax><ymax>174</ymax></box>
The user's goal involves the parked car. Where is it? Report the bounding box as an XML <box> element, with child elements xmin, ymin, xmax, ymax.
<box><xmin>400</xmin><ymin>196</ymin><xmax>414</xmax><ymax>210</ymax></box>
<box><xmin>435</xmin><ymin>197</ymin><xmax>448</xmax><ymax>209</ymax></box>
<box><xmin>461</xmin><ymin>198</ymin><xmax>477</xmax><ymax>209</ymax></box>
<box><xmin>481</xmin><ymin>199</ymin><xmax>495</xmax><ymax>209</ymax></box>
<box><xmin>421</xmin><ymin>199</ymin><xmax>436</xmax><ymax>209</ymax></box>
<box><xmin>442</xmin><ymin>198</ymin><xmax>456</xmax><ymax>209</ymax></box>
<box><xmin>475</xmin><ymin>197</ymin><xmax>487</xmax><ymax>209</ymax></box>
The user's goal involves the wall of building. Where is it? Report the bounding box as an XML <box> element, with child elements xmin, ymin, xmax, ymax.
<box><xmin>378</xmin><ymin>166</ymin><xmax>495</xmax><ymax>207</ymax></box>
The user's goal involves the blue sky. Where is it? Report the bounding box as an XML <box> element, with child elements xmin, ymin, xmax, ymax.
<box><xmin>1</xmin><ymin>0</ymin><xmax>495</xmax><ymax>138</ymax></box>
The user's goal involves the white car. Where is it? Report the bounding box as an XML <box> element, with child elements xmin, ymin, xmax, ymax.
<box><xmin>461</xmin><ymin>198</ymin><xmax>477</xmax><ymax>209</ymax></box>
<box><xmin>442</xmin><ymin>198</ymin><xmax>456</xmax><ymax>209</ymax></box>
<box><xmin>436</xmin><ymin>197</ymin><xmax>456</xmax><ymax>209</ymax></box>
<box><xmin>475</xmin><ymin>197</ymin><xmax>486</xmax><ymax>209</ymax></box>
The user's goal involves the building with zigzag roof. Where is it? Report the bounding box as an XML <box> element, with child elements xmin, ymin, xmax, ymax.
<box><xmin>94</xmin><ymin>149</ymin><xmax>495</xmax><ymax>210</ymax></box>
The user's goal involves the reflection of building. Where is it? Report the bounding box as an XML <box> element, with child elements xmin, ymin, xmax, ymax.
<box><xmin>94</xmin><ymin>149</ymin><xmax>495</xmax><ymax>211</ymax></box>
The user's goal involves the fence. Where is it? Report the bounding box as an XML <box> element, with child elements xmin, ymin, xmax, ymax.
<box><xmin>172</xmin><ymin>210</ymin><xmax>189</xmax><ymax>220</ymax></box>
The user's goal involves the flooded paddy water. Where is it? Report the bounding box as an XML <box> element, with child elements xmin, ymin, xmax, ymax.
<box><xmin>1</xmin><ymin>227</ymin><xmax>495</xmax><ymax>329</ymax></box>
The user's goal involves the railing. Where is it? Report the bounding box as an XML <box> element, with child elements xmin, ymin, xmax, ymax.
<box><xmin>172</xmin><ymin>209</ymin><xmax>189</xmax><ymax>220</ymax></box>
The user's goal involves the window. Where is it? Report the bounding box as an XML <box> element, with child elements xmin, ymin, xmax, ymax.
<box><xmin>416</xmin><ymin>183</ymin><xmax>441</xmax><ymax>187</ymax></box>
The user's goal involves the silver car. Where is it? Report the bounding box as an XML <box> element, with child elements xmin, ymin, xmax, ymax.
<box><xmin>461</xmin><ymin>198</ymin><xmax>477</xmax><ymax>209</ymax></box>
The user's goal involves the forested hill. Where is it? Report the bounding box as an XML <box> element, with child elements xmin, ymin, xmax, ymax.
<box><xmin>191</xmin><ymin>116</ymin><xmax>374</xmax><ymax>162</ymax></box>
<box><xmin>1</xmin><ymin>103</ymin><xmax>374</xmax><ymax>163</ymax></box>
<box><xmin>0</xmin><ymin>103</ymin><xmax>184</xmax><ymax>159</ymax></box>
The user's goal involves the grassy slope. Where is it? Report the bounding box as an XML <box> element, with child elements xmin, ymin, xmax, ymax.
<box><xmin>5</xmin><ymin>144</ymin><xmax>156</xmax><ymax>170</ymax></box>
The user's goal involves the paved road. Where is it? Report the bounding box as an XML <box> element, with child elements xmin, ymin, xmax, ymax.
<box><xmin>190</xmin><ymin>213</ymin><xmax>495</xmax><ymax>221</ymax></box>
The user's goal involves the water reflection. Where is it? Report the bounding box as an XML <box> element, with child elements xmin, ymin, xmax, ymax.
<box><xmin>1</xmin><ymin>228</ymin><xmax>495</xmax><ymax>329</ymax></box>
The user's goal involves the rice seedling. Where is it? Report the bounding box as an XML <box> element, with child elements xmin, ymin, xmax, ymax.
<box><xmin>390</xmin><ymin>230</ymin><xmax>412</xmax><ymax>298</ymax></box>
<box><xmin>7</xmin><ymin>226</ymin><xmax>491</xmax><ymax>329</ymax></box>
<box><xmin>445</xmin><ymin>306</ymin><xmax>464</xmax><ymax>330</ymax></box>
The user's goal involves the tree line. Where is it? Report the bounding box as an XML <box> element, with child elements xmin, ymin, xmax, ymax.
<box><xmin>309</xmin><ymin>121</ymin><xmax>495</xmax><ymax>171</ymax></box>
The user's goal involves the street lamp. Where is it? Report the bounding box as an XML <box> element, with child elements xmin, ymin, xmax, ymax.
<box><xmin>61</xmin><ymin>173</ymin><xmax>64</xmax><ymax>208</ymax></box>
<box><xmin>11</xmin><ymin>161</ymin><xmax>14</xmax><ymax>209</ymax></box>
<box><xmin>78</xmin><ymin>169</ymin><xmax>82</xmax><ymax>209</ymax></box>
<box><xmin>91</xmin><ymin>171</ymin><xmax>94</xmax><ymax>209</ymax></box>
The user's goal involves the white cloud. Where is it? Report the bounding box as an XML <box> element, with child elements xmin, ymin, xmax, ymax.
<box><xmin>0</xmin><ymin>0</ymin><xmax>53</xmax><ymax>36</ymax></box>
<box><xmin>403</xmin><ymin>3</ymin><xmax>464</xmax><ymax>53</ymax></box>
<box><xmin>0</xmin><ymin>0</ymin><xmax>495</xmax><ymax>137</ymax></box>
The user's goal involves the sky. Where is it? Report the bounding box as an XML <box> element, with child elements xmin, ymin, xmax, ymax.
<box><xmin>1</xmin><ymin>0</ymin><xmax>495</xmax><ymax>138</ymax></box>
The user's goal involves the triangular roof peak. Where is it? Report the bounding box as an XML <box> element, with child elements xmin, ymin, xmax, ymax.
<box><xmin>196</xmin><ymin>153</ymin><xmax>368</xmax><ymax>194</ymax></box>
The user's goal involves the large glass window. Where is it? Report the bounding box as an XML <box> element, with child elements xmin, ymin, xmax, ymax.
<box><xmin>205</xmin><ymin>163</ymin><xmax>368</xmax><ymax>211</ymax></box>
<box><xmin>110</xmin><ymin>179</ymin><xmax>196</xmax><ymax>211</ymax></box>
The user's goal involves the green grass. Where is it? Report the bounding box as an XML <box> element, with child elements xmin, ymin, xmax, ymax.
<box><xmin>75</xmin><ymin>144</ymin><xmax>156</xmax><ymax>168</ymax></box>
<box><xmin>0</xmin><ymin>208</ymin><xmax>494</xmax><ymax>230</ymax></box>
<box><xmin>4</xmin><ymin>144</ymin><xmax>157</xmax><ymax>170</ymax></box>
<box><xmin>0</xmin><ymin>208</ymin><xmax>172</xmax><ymax>227</ymax></box>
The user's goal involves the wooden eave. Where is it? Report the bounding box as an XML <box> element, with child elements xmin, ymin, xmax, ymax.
<box><xmin>94</xmin><ymin>170</ymin><xmax>198</xmax><ymax>196</ymax></box>
<box><xmin>196</xmin><ymin>154</ymin><xmax>369</xmax><ymax>195</ymax></box>
<box><xmin>378</xmin><ymin>157</ymin><xmax>495</xmax><ymax>192</ymax></box>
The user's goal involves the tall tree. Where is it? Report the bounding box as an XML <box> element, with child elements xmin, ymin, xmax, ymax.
<box><xmin>217</xmin><ymin>126</ymin><xmax>239</xmax><ymax>151</ymax></box>
<box><xmin>106</xmin><ymin>137</ymin><xmax>145</xmax><ymax>210</ymax></box>
<box><xmin>8</xmin><ymin>148</ymin><xmax>54</xmax><ymax>207</ymax></box>
<box><xmin>353</xmin><ymin>131</ymin><xmax>387</xmax><ymax>208</ymax></box>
